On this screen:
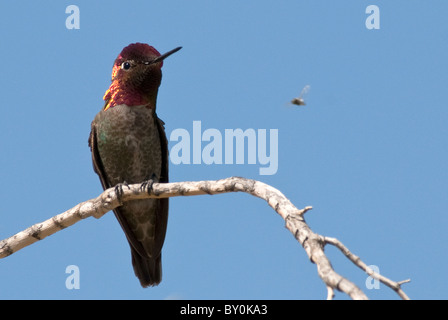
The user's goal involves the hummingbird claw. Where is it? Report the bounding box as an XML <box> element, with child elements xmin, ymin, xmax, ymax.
<box><xmin>140</xmin><ymin>173</ymin><xmax>157</xmax><ymax>194</ymax></box>
<box><xmin>115</xmin><ymin>181</ymin><xmax>130</xmax><ymax>205</ymax></box>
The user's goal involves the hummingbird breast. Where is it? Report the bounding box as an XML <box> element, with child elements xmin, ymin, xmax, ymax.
<box><xmin>95</xmin><ymin>104</ymin><xmax>162</xmax><ymax>185</ymax></box>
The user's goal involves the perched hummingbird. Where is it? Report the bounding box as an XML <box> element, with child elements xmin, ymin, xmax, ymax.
<box><xmin>88</xmin><ymin>43</ymin><xmax>181</xmax><ymax>287</ymax></box>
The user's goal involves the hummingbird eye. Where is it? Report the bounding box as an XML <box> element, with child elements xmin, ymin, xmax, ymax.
<box><xmin>121</xmin><ymin>61</ymin><xmax>132</xmax><ymax>70</ymax></box>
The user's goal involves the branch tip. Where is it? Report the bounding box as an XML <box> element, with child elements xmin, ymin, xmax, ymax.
<box><xmin>397</xmin><ymin>279</ymin><xmax>411</xmax><ymax>286</ymax></box>
<box><xmin>301</xmin><ymin>206</ymin><xmax>313</xmax><ymax>215</ymax></box>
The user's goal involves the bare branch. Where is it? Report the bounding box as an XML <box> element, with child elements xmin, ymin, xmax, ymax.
<box><xmin>0</xmin><ymin>176</ymin><xmax>409</xmax><ymax>299</ymax></box>
<box><xmin>324</xmin><ymin>236</ymin><xmax>411</xmax><ymax>300</ymax></box>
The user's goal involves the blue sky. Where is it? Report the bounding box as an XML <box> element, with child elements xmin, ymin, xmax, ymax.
<box><xmin>0</xmin><ymin>1</ymin><xmax>447</xmax><ymax>300</ymax></box>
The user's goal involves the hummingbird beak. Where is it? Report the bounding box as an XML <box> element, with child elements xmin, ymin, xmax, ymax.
<box><xmin>148</xmin><ymin>46</ymin><xmax>182</xmax><ymax>65</ymax></box>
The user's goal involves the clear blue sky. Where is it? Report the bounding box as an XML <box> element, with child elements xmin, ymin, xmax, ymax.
<box><xmin>0</xmin><ymin>1</ymin><xmax>447</xmax><ymax>300</ymax></box>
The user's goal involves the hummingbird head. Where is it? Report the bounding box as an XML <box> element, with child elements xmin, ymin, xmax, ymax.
<box><xmin>103</xmin><ymin>43</ymin><xmax>181</xmax><ymax>110</ymax></box>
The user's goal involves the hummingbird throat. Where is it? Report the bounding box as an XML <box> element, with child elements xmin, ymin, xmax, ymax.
<box><xmin>103</xmin><ymin>81</ymin><xmax>152</xmax><ymax>111</ymax></box>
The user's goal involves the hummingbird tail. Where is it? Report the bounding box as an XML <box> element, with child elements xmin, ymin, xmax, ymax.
<box><xmin>131</xmin><ymin>248</ymin><xmax>162</xmax><ymax>287</ymax></box>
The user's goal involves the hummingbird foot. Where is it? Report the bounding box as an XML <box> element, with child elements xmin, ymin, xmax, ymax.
<box><xmin>140</xmin><ymin>173</ymin><xmax>157</xmax><ymax>195</ymax></box>
<box><xmin>115</xmin><ymin>181</ymin><xmax>130</xmax><ymax>205</ymax></box>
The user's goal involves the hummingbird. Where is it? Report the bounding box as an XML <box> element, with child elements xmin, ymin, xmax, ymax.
<box><xmin>88</xmin><ymin>43</ymin><xmax>181</xmax><ymax>287</ymax></box>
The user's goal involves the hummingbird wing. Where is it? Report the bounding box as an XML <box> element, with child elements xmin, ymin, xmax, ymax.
<box><xmin>153</xmin><ymin>116</ymin><xmax>169</xmax><ymax>252</ymax></box>
<box><xmin>88</xmin><ymin>123</ymin><xmax>110</xmax><ymax>190</ymax></box>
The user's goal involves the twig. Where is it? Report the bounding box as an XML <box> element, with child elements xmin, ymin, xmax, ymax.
<box><xmin>324</xmin><ymin>236</ymin><xmax>411</xmax><ymax>300</ymax></box>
